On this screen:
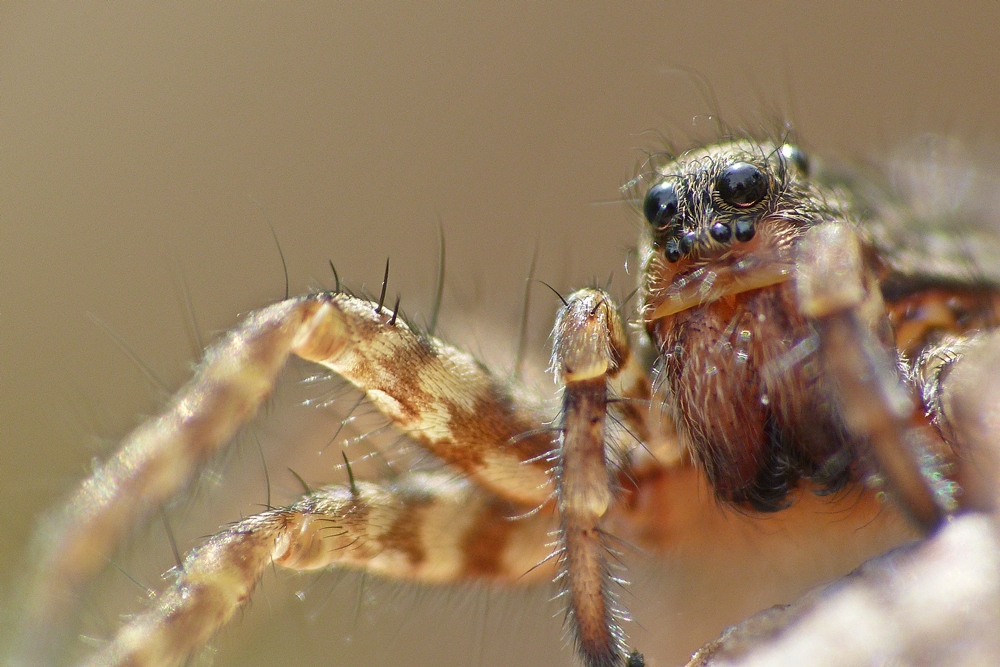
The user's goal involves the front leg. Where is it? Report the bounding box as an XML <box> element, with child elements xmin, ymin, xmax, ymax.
<box><xmin>296</xmin><ymin>292</ymin><xmax>555</xmax><ymax>506</ymax></box>
<box><xmin>684</xmin><ymin>321</ymin><xmax>1000</xmax><ymax>665</ymax></box>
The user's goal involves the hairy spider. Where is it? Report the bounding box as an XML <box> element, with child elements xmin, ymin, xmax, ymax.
<box><xmin>12</xmin><ymin>137</ymin><xmax>1000</xmax><ymax>667</ymax></box>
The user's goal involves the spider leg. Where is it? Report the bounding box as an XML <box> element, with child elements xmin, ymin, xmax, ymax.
<box><xmin>796</xmin><ymin>223</ymin><xmax>953</xmax><ymax>530</ymax></box>
<box><xmin>916</xmin><ymin>331</ymin><xmax>1000</xmax><ymax>513</ymax></box>
<box><xmin>295</xmin><ymin>293</ymin><xmax>555</xmax><ymax>506</ymax></box>
<box><xmin>676</xmin><ymin>233</ymin><xmax>1000</xmax><ymax>667</ymax></box>
<box><xmin>551</xmin><ymin>288</ymin><xmax>643</xmax><ymax>667</ymax></box>
<box><xmin>21</xmin><ymin>291</ymin><xmax>556</xmax><ymax>665</ymax></box>
<box><xmin>21</xmin><ymin>298</ymin><xmax>316</xmax><ymax>664</ymax></box>
<box><xmin>680</xmin><ymin>331</ymin><xmax>1000</xmax><ymax>665</ymax></box>
<box><xmin>84</xmin><ymin>471</ymin><xmax>557</xmax><ymax>667</ymax></box>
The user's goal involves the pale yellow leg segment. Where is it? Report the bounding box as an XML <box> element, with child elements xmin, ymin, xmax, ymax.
<box><xmin>293</xmin><ymin>293</ymin><xmax>555</xmax><ymax>506</ymax></box>
<box><xmin>86</xmin><ymin>472</ymin><xmax>557</xmax><ymax>667</ymax></box>
<box><xmin>551</xmin><ymin>288</ymin><xmax>636</xmax><ymax>667</ymax></box>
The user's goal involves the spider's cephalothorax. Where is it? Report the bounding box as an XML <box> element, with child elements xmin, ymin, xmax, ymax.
<box><xmin>638</xmin><ymin>143</ymin><xmax>892</xmax><ymax>510</ymax></box>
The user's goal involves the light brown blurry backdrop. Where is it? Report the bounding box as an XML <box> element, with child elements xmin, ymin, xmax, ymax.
<box><xmin>1</xmin><ymin>4</ymin><xmax>998</xmax><ymax>667</ymax></box>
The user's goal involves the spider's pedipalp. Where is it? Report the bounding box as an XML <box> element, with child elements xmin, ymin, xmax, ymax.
<box><xmin>86</xmin><ymin>471</ymin><xmax>557</xmax><ymax>667</ymax></box>
<box><xmin>796</xmin><ymin>223</ymin><xmax>951</xmax><ymax>529</ymax></box>
<box><xmin>552</xmin><ymin>288</ymin><xmax>647</xmax><ymax>667</ymax></box>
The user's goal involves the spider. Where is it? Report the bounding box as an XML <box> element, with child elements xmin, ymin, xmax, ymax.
<box><xmin>12</xmin><ymin>136</ymin><xmax>1000</xmax><ymax>667</ymax></box>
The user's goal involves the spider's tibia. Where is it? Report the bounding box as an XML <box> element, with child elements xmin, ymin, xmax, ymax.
<box><xmin>88</xmin><ymin>472</ymin><xmax>557</xmax><ymax>667</ymax></box>
<box><xmin>552</xmin><ymin>289</ymin><xmax>632</xmax><ymax>667</ymax></box>
<box><xmin>292</xmin><ymin>292</ymin><xmax>555</xmax><ymax>507</ymax></box>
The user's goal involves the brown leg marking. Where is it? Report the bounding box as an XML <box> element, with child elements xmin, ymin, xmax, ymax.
<box><xmin>293</xmin><ymin>293</ymin><xmax>556</xmax><ymax>506</ymax></box>
<box><xmin>86</xmin><ymin>471</ymin><xmax>557</xmax><ymax>667</ymax></box>
<box><xmin>23</xmin><ymin>291</ymin><xmax>558</xmax><ymax>664</ymax></box>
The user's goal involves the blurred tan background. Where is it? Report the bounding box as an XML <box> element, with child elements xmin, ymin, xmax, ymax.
<box><xmin>1</xmin><ymin>4</ymin><xmax>998</xmax><ymax>667</ymax></box>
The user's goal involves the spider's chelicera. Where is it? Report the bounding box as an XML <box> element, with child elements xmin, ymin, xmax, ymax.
<box><xmin>16</xmin><ymin>139</ymin><xmax>1000</xmax><ymax>667</ymax></box>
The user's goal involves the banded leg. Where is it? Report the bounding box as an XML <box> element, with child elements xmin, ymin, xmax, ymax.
<box><xmin>296</xmin><ymin>292</ymin><xmax>555</xmax><ymax>506</ymax></box>
<box><xmin>20</xmin><ymin>292</ymin><xmax>556</xmax><ymax>665</ymax></box>
<box><xmin>85</xmin><ymin>471</ymin><xmax>557</xmax><ymax>667</ymax></box>
<box><xmin>551</xmin><ymin>288</ymin><xmax>645</xmax><ymax>667</ymax></box>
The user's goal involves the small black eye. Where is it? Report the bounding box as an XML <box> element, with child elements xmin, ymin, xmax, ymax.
<box><xmin>664</xmin><ymin>240</ymin><xmax>681</xmax><ymax>263</ymax></box>
<box><xmin>709</xmin><ymin>221</ymin><xmax>732</xmax><ymax>242</ymax></box>
<box><xmin>643</xmin><ymin>181</ymin><xmax>679</xmax><ymax>227</ymax></box>
<box><xmin>678</xmin><ymin>230</ymin><xmax>696</xmax><ymax>254</ymax></box>
<box><xmin>734</xmin><ymin>216</ymin><xmax>756</xmax><ymax>242</ymax></box>
<box><xmin>717</xmin><ymin>162</ymin><xmax>767</xmax><ymax>208</ymax></box>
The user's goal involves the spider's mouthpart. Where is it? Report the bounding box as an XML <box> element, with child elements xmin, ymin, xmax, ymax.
<box><xmin>647</xmin><ymin>259</ymin><xmax>794</xmax><ymax>320</ymax></box>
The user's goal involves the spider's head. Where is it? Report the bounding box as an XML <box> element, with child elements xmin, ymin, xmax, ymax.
<box><xmin>637</xmin><ymin>141</ymin><xmax>832</xmax><ymax>328</ymax></box>
<box><xmin>635</xmin><ymin>141</ymin><xmax>867</xmax><ymax>507</ymax></box>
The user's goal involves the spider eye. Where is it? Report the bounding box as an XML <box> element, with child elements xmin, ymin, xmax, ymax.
<box><xmin>734</xmin><ymin>216</ymin><xmax>756</xmax><ymax>242</ymax></box>
<box><xmin>643</xmin><ymin>181</ymin><xmax>679</xmax><ymax>227</ymax></box>
<box><xmin>717</xmin><ymin>162</ymin><xmax>767</xmax><ymax>208</ymax></box>
<box><xmin>678</xmin><ymin>230</ymin><xmax>696</xmax><ymax>254</ymax></box>
<box><xmin>780</xmin><ymin>144</ymin><xmax>810</xmax><ymax>176</ymax></box>
<box><xmin>664</xmin><ymin>240</ymin><xmax>681</xmax><ymax>263</ymax></box>
<box><xmin>709</xmin><ymin>221</ymin><xmax>732</xmax><ymax>242</ymax></box>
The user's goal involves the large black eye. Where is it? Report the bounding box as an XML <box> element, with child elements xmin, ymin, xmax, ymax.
<box><xmin>717</xmin><ymin>162</ymin><xmax>767</xmax><ymax>208</ymax></box>
<box><xmin>643</xmin><ymin>181</ymin><xmax>678</xmax><ymax>227</ymax></box>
